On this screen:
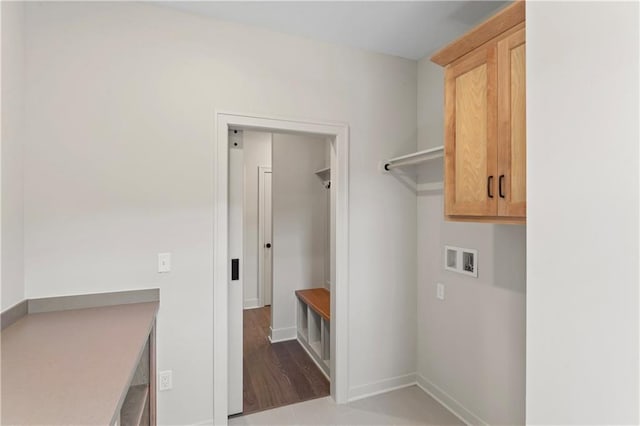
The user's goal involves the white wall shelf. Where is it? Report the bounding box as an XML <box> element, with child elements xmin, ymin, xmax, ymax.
<box><xmin>417</xmin><ymin>182</ymin><xmax>444</xmax><ymax>192</ymax></box>
<box><xmin>315</xmin><ymin>167</ymin><xmax>331</xmax><ymax>189</ymax></box>
<box><xmin>315</xmin><ymin>167</ymin><xmax>331</xmax><ymax>178</ymax></box>
<box><xmin>382</xmin><ymin>146</ymin><xmax>444</xmax><ymax>171</ymax></box>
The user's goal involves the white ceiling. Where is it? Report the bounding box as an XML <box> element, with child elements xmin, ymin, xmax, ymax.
<box><xmin>159</xmin><ymin>1</ymin><xmax>509</xmax><ymax>60</ymax></box>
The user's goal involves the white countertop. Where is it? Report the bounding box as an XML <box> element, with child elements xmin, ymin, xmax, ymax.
<box><xmin>1</xmin><ymin>302</ymin><xmax>158</xmax><ymax>425</ymax></box>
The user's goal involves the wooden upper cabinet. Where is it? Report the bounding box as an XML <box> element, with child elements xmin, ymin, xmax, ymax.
<box><xmin>497</xmin><ymin>27</ymin><xmax>526</xmax><ymax>218</ymax></box>
<box><xmin>432</xmin><ymin>1</ymin><xmax>526</xmax><ymax>224</ymax></box>
<box><xmin>445</xmin><ymin>44</ymin><xmax>498</xmax><ymax>217</ymax></box>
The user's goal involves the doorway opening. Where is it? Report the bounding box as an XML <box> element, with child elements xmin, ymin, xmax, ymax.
<box><xmin>214</xmin><ymin>112</ymin><xmax>349</xmax><ymax>424</ymax></box>
<box><xmin>230</xmin><ymin>129</ymin><xmax>332</xmax><ymax>415</ymax></box>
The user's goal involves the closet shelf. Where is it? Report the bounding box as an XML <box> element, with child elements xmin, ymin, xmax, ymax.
<box><xmin>314</xmin><ymin>167</ymin><xmax>330</xmax><ymax>179</ymax></box>
<box><xmin>315</xmin><ymin>167</ymin><xmax>331</xmax><ymax>189</ymax></box>
<box><xmin>383</xmin><ymin>146</ymin><xmax>444</xmax><ymax>171</ymax></box>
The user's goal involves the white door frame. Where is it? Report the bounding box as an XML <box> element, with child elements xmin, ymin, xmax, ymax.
<box><xmin>257</xmin><ymin>166</ymin><xmax>272</xmax><ymax>308</ymax></box>
<box><xmin>214</xmin><ymin>111</ymin><xmax>350</xmax><ymax>425</ymax></box>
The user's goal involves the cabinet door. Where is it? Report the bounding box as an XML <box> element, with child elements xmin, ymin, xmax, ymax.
<box><xmin>445</xmin><ymin>46</ymin><xmax>498</xmax><ymax>217</ymax></box>
<box><xmin>497</xmin><ymin>27</ymin><xmax>526</xmax><ymax>217</ymax></box>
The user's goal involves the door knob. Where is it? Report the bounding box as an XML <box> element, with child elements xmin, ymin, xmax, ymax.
<box><xmin>265</xmin><ymin>243</ymin><xmax>272</xmax><ymax>248</ymax></box>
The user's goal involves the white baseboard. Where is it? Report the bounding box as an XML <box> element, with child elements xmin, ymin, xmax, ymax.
<box><xmin>416</xmin><ymin>374</ymin><xmax>487</xmax><ymax>426</ymax></box>
<box><xmin>297</xmin><ymin>334</ymin><xmax>331</xmax><ymax>381</ymax></box>
<box><xmin>243</xmin><ymin>298</ymin><xmax>260</xmax><ymax>309</ymax></box>
<box><xmin>190</xmin><ymin>419</ymin><xmax>213</xmax><ymax>426</ymax></box>
<box><xmin>348</xmin><ymin>373</ymin><xmax>417</xmax><ymax>402</ymax></box>
<box><xmin>268</xmin><ymin>326</ymin><xmax>297</xmax><ymax>343</ymax></box>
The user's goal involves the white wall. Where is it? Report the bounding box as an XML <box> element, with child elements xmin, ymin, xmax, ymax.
<box><xmin>242</xmin><ymin>131</ymin><xmax>272</xmax><ymax>309</ymax></box>
<box><xmin>1</xmin><ymin>1</ymin><xmax>25</xmax><ymax>311</ymax></box>
<box><xmin>527</xmin><ymin>2</ymin><xmax>639</xmax><ymax>424</ymax></box>
<box><xmin>21</xmin><ymin>2</ymin><xmax>418</xmax><ymax>423</ymax></box>
<box><xmin>271</xmin><ymin>133</ymin><xmax>327</xmax><ymax>338</ymax></box>
<box><xmin>415</xmin><ymin>58</ymin><xmax>526</xmax><ymax>425</ymax></box>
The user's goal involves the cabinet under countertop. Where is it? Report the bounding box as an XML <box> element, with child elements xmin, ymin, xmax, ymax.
<box><xmin>1</xmin><ymin>301</ymin><xmax>158</xmax><ymax>425</ymax></box>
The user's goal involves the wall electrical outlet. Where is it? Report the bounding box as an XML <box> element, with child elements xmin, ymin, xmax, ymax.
<box><xmin>159</xmin><ymin>370</ymin><xmax>173</xmax><ymax>391</ymax></box>
<box><xmin>436</xmin><ymin>282</ymin><xmax>445</xmax><ymax>300</ymax></box>
<box><xmin>158</xmin><ymin>253</ymin><xmax>171</xmax><ymax>273</ymax></box>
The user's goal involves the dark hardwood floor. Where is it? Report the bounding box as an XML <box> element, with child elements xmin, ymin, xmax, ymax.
<box><xmin>242</xmin><ymin>306</ymin><xmax>329</xmax><ymax>415</ymax></box>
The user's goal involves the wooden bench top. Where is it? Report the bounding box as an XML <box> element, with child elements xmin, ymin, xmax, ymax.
<box><xmin>295</xmin><ymin>288</ymin><xmax>330</xmax><ymax>321</ymax></box>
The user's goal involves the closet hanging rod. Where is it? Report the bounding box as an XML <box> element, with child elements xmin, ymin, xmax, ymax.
<box><xmin>383</xmin><ymin>146</ymin><xmax>444</xmax><ymax>171</ymax></box>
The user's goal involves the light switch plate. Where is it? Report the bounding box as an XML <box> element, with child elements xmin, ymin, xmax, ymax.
<box><xmin>158</xmin><ymin>253</ymin><xmax>171</xmax><ymax>273</ymax></box>
<box><xmin>436</xmin><ymin>283</ymin><xmax>445</xmax><ymax>300</ymax></box>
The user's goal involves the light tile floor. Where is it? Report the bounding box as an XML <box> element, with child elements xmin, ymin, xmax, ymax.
<box><xmin>228</xmin><ymin>386</ymin><xmax>464</xmax><ymax>426</ymax></box>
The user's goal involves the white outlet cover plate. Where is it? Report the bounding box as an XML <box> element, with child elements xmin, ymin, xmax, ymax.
<box><xmin>159</xmin><ymin>370</ymin><xmax>173</xmax><ymax>391</ymax></box>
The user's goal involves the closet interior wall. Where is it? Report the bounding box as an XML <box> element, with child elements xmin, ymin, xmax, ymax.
<box><xmin>242</xmin><ymin>131</ymin><xmax>272</xmax><ymax>309</ymax></box>
<box><xmin>415</xmin><ymin>58</ymin><xmax>526</xmax><ymax>425</ymax></box>
<box><xmin>271</xmin><ymin>133</ymin><xmax>329</xmax><ymax>341</ymax></box>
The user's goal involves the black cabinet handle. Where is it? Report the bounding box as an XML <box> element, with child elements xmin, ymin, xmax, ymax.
<box><xmin>487</xmin><ymin>176</ymin><xmax>494</xmax><ymax>198</ymax></box>
<box><xmin>265</xmin><ymin>243</ymin><xmax>272</xmax><ymax>248</ymax></box>
<box><xmin>499</xmin><ymin>175</ymin><xmax>505</xmax><ymax>198</ymax></box>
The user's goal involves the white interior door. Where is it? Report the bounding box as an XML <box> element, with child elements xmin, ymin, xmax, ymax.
<box><xmin>228</xmin><ymin>135</ymin><xmax>244</xmax><ymax>415</ymax></box>
<box><xmin>259</xmin><ymin>167</ymin><xmax>273</xmax><ymax>306</ymax></box>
